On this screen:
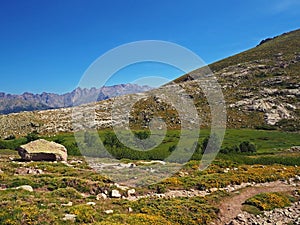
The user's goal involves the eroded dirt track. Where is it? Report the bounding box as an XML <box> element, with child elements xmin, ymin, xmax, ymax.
<box><xmin>214</xmin><ymin>181</ymin><xmax>296</xmax><ymax>225</ymax></box>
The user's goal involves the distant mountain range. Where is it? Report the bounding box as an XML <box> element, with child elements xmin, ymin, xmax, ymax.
<box><xmin>0</xmin><ymin>84</ymin><xmax>153</xmax><ymax>114</ymax></box>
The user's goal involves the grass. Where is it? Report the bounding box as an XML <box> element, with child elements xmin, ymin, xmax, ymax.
<box><xmin>0</xmin><ymin>154</ymin><xmax>223</xmax><ymax>225</ymax></box>
<box><xmin>1</xmin><ymin>128</ymin><xmax>299</xmax><ymax>159</ymax></box>
<box><xmin>0</xmin><ymin>128</ymin><xmax>300</xmax><ymax>224</ymax></box>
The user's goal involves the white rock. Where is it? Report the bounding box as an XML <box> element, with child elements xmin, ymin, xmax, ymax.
<box><xmin>209</xmin><ymin>188</ymin><xmax>218</xmax><ymax>193</ymax></box>
<box><xmin>61</xmin><ymin>202</ymin><xmax>73</xmax><ymax>207</ymax></box>
<box><xmin>127</xmin><ymin>189</ymin><xmax>136</xmax><ymax>196</ymax></box>
<box><xmin>111</xmin><ymin>189</ymin><xmax>121</xmax><ymax>198</ymax></box>
<box><xmin>96</xmin><ymin>193</ymin><xmax>107</xmax><ymax>200</ymax></box>
<box><xmin>62</xmin><ymin>214</ymin><xmax>76</xmax><ymax>221</ymax></box>
<box><xmin>104</xmin><ymin>209</ymin><xmax>114</xmax><ymax>214</ymax></box>
<box><xmin>86</xmin><ymin>202</ymin><xmax>96</xmax><ymax>206</ymax></box>
<box><xmin>15</xmin><ymin>185</ymin><xmax>33</xmax><ymax>192</ymax></box>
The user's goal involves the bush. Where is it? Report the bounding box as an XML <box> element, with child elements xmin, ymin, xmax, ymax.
<box><xmin>244</xmin><ymin>192</ymin><xmax>292</xmax><ymax>211</ymax></box>
<box><xmin>276</xmin><ymin>119</ymin><xmax>300</xmax><ymax>132</ymax></box>
<box><xmin>134</xmin><ymin>131</ymin><xmax>150</xmax><ymax>140</ymax></box>
<box><xmin>49</xmin><ymin>187</ymin><xmax>82</xmax><ymax>199</ymax></box>
<box><xmin>25</xmin><ymin>131</ymin><xmax>39</xmax><ymax>142</ymax></box>
<box><xmin>129</xmin><ymin>197</ymin><xmax>218</xmax><ymax>225</ymax></box>
<box><xmin>202</xmin><ymin>133</ymin><xmax>221</xmax><ymax>153</ymax></box>
<box><xmin>64</xmin><ymin>142</ymin><xmax>81</xmax><ymax>156</ymax></box>
<box><xmin>168</xmin><ymin>145</ymin><xmax>176</xmax><ymax>152</ymax></box>
<box><xmin>239</xmin><ymin>141</ymin><xmax>256</xmax><ymax>153</ymax></box>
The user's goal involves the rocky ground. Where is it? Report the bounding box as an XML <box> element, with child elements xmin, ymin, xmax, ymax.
<box><xmin>228</xmin><ymin>201</ymin><xmax>300</xmax><ymax>225</ymax></box>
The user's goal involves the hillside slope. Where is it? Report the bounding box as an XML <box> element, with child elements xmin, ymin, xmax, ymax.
<box><xmin>175</xmin><ymin>29</ymin><xmax>300</xmax><ymax>128</ymax></box>
<box><xmin>0</xmin><ymin>29</ymin><xmax>299</xmax><ymax>138</ymax></box>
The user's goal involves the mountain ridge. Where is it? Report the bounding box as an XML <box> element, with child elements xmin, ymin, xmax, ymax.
<box><xmin>0</xmin><ymin>84</ymin><xmax>153</xmax><ymax>114</ymax></box>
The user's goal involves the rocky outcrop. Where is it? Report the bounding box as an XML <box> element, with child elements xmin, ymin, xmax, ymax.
<box><xmin>18</xmin><ymin>139</ymin><xmax>68</xmax><ymax>161</ymax></box>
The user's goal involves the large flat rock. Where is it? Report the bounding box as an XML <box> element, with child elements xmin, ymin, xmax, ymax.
<box><xmin>18</xmin><ymin>139</ymin><xmax>68</xmax><ymax>161</ymax></box>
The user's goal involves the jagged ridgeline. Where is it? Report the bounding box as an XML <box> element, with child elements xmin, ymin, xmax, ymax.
<box><xmin>0</xmin><ymin>29</ymin><xmax>300</xmax><ymax>138</ymax></box>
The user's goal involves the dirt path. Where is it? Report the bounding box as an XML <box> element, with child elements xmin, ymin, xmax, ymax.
<box><xmin>214</xmin><ymin>181</ymin><xmax>297</xmax><ymax>225</ymax></box>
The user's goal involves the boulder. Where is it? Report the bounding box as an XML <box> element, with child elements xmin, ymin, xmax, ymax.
<box><xmin>18</xmin><ymin>139</ymin><xmax>67</xmax><ymax>161</ymax></box>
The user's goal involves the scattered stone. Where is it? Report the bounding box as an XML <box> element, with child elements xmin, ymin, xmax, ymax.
<box><xmin>236</xmin><ymin>213</ymin><xmax>246</xmax><ymax>222</ymax></box>
<box><xmin>86</xmin><ymin>202</ymin><xmax>96</xmax><ymax>206</ymax></box>
<box><xmin>15</xmin><ymin>167</ymin><xmax>44</xmax><ymax>175</ymax></box>
<box><xmin>62</xmin><ymin>214</ymin><xmax>76</xmax><ymax>222</ymax></box>
<box><xmin>209</xmin><ymin>188</ymin><xmax>218</xmax><ymax>193</ymax></box>
<box><xmin>129</xmin><ymin>163</ymin><xmax>136</xmax><ymax>168</ymax></box>
<box><xmin>111</xmin><ymin>189</ymin><xmax>121</xmax><ymax>198</ymax></box>
<box><xmin>104</xmin><ymin>209</ymin><xmax>114</xmax><ymax>214</ymax></box>
<box><xmin>289</xmin><ymin>146</ymin><xmax>300</xmax><ymax>153</ymax></box>
<box><xmin>61</xmin><ymin>202</ymin><xmax>73</xmax><ymax>207</ymax></box>
<box><xmin>114</xmin><ymin>183</ymin><xmax>129</xmax><ymax>191</ymax></box>
<box><xmin>128</xmin><ymin>207</ymin><xmax>133</xmax><ymax>213</ymax></box>
<box><xmin>96</xmin><ymin>193</ymin><xmax>107</xmax><ymax>200</ymax></box>
<box><xmin>228</xmin><ymin>220</ymin><xmax>239</xmax><ymax>225</ymax></box>
<box><xmin>127</xmin><ymin>189</ymin><xmax>136</xmax><ymax>196</ymax></box>
<box><xmin>69</xmin><ymin>160</ymin><xmax>83</xmax><ymax>164</ymax></box>
<box><xmin>229</xmin><ymin>200</ymin><xmax>300</xmax><ymax>225</ymax></box>
<box><xmin>61</xmin><ymin>161</ymin><xmax>72</xmax><ymax>167</ymax></box>
<box><xmin>18</xmin><ymin>139</ymin><xmax>68</xmax><ymax>161</ymax></box>
<box><xmin>15</xmin><ymin>185</ymin><xmax>33</xmax><ymax>192</ymax></box>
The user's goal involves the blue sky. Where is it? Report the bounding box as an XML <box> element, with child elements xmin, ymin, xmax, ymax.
<box><xmin>0</xmin><ymin>0</ymin><xmax>299</xmax><ymax>94</ymax></box>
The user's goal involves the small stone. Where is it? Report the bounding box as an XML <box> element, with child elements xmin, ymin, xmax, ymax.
<box><xmin>127</xmin><ymin>189</ymin><xmax>136</xmax><ymax>196</ymax></box>
<box><xmin>96</xmin><ymin>193</ymin><xmax>107</xmax><ymax>200</ymax></box>
<box><xmin>236</xmin><ymin>213</ymin><xmax>246</xmax><ymax>222</ymax></box>
<box><xmin>111</xmin><ymin>189</ymin><xmax>121</xmax><ymax>198</ymax></box>
<box><xmin>128</xmin><ymin>207</ymin><xmax>133</xmax><ymax>213</ymax></box>
<box><xmin>209</xmin><ymin>188</ymin><xmax>218</xmax><ymax>193</ymax></box>
<box><xmin>86</xmin><ymin>202</ymin><xmax>96</xmax><ymax>206</ymax></box>
<box><xmin>36</xmin><ymin>169</ymin><xmax>43</xmax><ymax>174</ymax></box>
<box><xmin>62</xmin><ymin>214</ymin><xmax>76</xmax><ymax>221</ymax></box>
<box><xmin>15</xmin><ymin>185</ymin><xmax>33</xmax><ymax>192</ymax></box>
<box><xmin>104</xmin><ymin>209</ymin><xmax>114</xmax><ymax>214</ymax></box>
<box><xmin>228</xmin><ymin>220</ymin><xmax>239</xmax><ymax>225</ymax></box>
<box><xmin>61</xmin><ymin>202</ymin><xmax>73</xmax><ymax>207</ymax></box>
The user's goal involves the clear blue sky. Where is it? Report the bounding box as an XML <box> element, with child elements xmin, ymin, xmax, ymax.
<box><xmin>1</xmin><ymin>0</ymin><xmax>299</xmax><ymax>94</ymax></box>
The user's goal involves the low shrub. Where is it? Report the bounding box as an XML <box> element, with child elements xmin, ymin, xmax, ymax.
<box><xmin>244</xmin><ymin>192</ymin><xmax>292</xmax><ymax>211</ymax></box>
